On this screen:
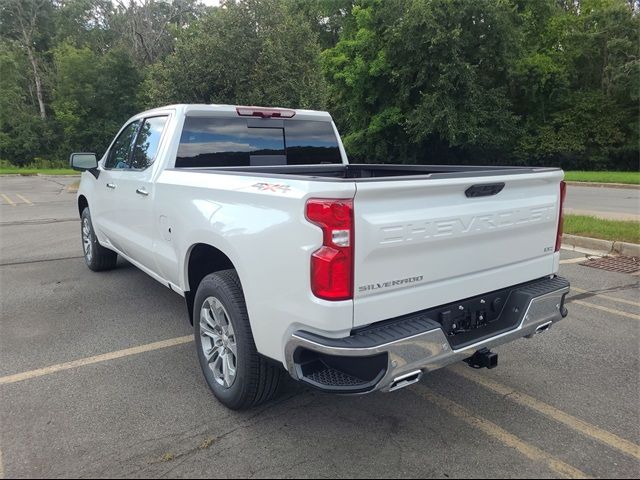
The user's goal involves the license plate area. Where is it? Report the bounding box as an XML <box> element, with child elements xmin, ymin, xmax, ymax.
<box><xmin>431</xmin><ymin>285</ymin><xmax>529</xmax><ymax>349</ymax></box>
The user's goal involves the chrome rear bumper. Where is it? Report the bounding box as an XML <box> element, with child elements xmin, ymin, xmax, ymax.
<box><xmin>284</xmin><ymin>276</ymin><xmax>569</xmax><ymax>394</ymax></box>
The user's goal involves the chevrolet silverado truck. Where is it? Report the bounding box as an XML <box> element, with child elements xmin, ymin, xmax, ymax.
<box><xmin>71</xmin><ymin>104</ymin><xmax>570</xmax><ymax>410</ymax></box>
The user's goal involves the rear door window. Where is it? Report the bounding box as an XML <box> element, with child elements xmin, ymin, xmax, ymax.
<box><xmin>176</xmin><ymin>117</ymin><xmax>341</xmax><ymax>168</ymax></box>
<box><xmin>131</xmin><ymin>116</ymin><xmax>169</xmax><ymax>169</ymax></box>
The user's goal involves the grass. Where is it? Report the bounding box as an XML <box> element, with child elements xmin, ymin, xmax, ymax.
<box><xmin>0</xmin><ymin>167</ymin><xmax>76</xmax><ymax>175</ymax></box>
<box><xmin>564</xmin><ymin>171</ymin><xmax>640</xmax><ymax>185</ymax></box>
<box><xmin>564</xmin><ymin>214</ymin><xmax>640</xmax><ymax>244</ymax></box>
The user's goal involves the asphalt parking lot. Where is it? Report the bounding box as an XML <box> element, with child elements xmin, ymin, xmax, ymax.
<box><xmin>1</xmin><ymin>175</ymin><xmax>638</xmax><ymax>479</ymax></box>
<box><xmin>564</xmin><ymin>184</ymin><xmax>640</xmax><ymax>221</ymax></box>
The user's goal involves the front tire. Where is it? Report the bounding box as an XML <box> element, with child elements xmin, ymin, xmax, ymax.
<box><xmin>80</xmin><ymin>208</ymin><xmax>117</xmax><ymax>271</ymax></box>
<box><xmin>194</xmin><ymin>270</ymin><xmax>282</xmax><ymax>410</ymax></box>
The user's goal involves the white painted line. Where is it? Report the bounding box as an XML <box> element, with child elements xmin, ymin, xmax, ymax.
<box><xmin>15</xmin><ymin>194</ymin><xmax>33</xmax><ymax>206</ymax></box>
<box><xmin>0</xmin><ymin>194</ymin><xmax>15</xmax><ymax>207</ymax></box>
<box><xmin>570</xmin><ymin>299</ymin><xmax>640</xmax><ymax>321</ymax></box>
<box><xmin>571</xmin><ymin>287</ymin><xmax>640</xmax><ymax>308</ymax></box>
<box><xmin>0</xmin><ymin>336</ymin><xmax>193</xmax><ymax>386</ymax></box>
<box><xmin>452</xmin><ymin>365</ymin><xmax>640</xmax><ymax>460</ymax></box>
<box><xmin>413</xmin><ymin>386</ymin><xmax>588</xmax><ymax>479</ymax></box>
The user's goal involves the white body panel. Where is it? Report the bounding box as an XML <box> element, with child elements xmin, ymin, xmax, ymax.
<box><xmin>77</xmin><ymin>104</ymin><xmax>564</xmax><ymax>368</ymax></box>
<box><xmin>352</xmin><ymin>171</ymin><xmax>563</xmax><ymax>327</ymax></box>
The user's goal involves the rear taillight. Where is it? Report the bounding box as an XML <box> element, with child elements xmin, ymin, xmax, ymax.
<box><xmin>555</xmin><ymin>180</ymin><xmax>567</xmax><ymax>252</ymax></box>
<box><xmin>305</xmin><ymin>198</ymin><xmax>354</xmax><ymax>301</ymax></box>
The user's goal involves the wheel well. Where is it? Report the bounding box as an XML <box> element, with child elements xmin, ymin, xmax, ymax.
<box><xmin>78</xmin><ymin>195</ymin><xmax>88</xmax><ymax>217</ymax></box>
<box><xmin>185</xmin><ymin>243</ymin><xmax>235</xmax><ymax>323</ymax></box>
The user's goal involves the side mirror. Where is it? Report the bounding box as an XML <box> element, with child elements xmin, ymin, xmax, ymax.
<box><xmin>70</xmin><ymin>152</ymin><xmax>98</xmax><ymax>171</ymax></box>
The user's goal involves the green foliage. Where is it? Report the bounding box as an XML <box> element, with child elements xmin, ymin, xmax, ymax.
<box><xmin>323</xmin><ymin>0</ymin><xmax>523</xmax><ymax>164</ymax></box>
<box><xmin>0</xmin><ymin>44</ymin><xmax>53</xmax><ymax>164</ymax></box>
<box><xmin>142</xmin><ymin>0</ymin><xmax>327</xmax><ymax>109</ymax></box>
<box><xmin>564</xmin><ymin>214</ymin><xmax>640</xmax><ymax>244</ymax></box>
<box><xmin>0</xmin><ymin>0</ymin><xmax>637</xmax><ymax>170</ymax></box>
<box><xmin>510</xmin><ymin>0</ymin><xmax>640</xmax><ymax>169</ymax></box>
<box><xmin>52</xmin><ymin>44</ymin><xmax>141</xmax><ymax>157</ymax></box>
<box><xmin>564</xmin><ymin>171</ymin><xmax>640</xmax><ymax>184</ymax></box>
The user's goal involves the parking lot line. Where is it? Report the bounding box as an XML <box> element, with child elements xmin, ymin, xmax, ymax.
<box><xmin>571</xmin><ymin>287</ymin><xmax>640</xmax><ymax>308</ymax></box>
<box><xmin>451</xmin><ymin>365</ymin><xmax>640</xmax><ymax>460</ymax></box>
<box><xmin>413</xmin><ymin>386</ymin><xmax>589</xmax><ymax>479</ymax></box>
<box><xmin>15</xmin><ymin>194</ymin><xmax>33</xmax><ymax>206</ymax></box>
<box><xmin>569</xmin><ymin>299</ymin><xmax>640</xmax><ymax>321</ymax></box>
<box><xmin>0</xmin><ymin>194</ymin><xmax>15</xmax><ymax>207</ymax></box>
<box><xmin>0</xmin><ymin>336</ymin><xmax>193</xmax><ymax>386</ymax></box>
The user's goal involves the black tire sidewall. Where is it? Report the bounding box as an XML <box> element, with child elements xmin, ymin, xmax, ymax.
<box><xmin>193</xmin><ymin>273</ymin><xmax>254</xmax><ymax>409</ymax></box>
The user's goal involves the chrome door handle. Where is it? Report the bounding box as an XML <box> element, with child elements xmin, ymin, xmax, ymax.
<box><xmin>106</xmin><ymin>183</ymin><xmax>116</xmax><ymax>189</ymax></box>
<box><xmin>136</xmin><ymin>188</ymin><xmax>149</xmax><ymax>196</ymax></box>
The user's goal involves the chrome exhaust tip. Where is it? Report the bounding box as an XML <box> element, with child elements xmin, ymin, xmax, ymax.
<box><xmin>535</xmin><ymin>321</ymin><xmax>553</xmax><ymax>334</ymax></box>
<box><xmin>389</xmin><ymin>370</ymin><xmax>423</xmax><ymax>392</ymax></box>
<box><xmin>526</xmin><ymin>321</ymin><xmax>553</xmax><ymax>338</ymax></box>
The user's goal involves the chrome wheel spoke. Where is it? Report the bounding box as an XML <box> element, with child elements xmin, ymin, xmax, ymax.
<box><xmin>199</xmin><ymin>296</ymin><xmax>238</xmax><ymax>389</ymax></box>
<box><xmin>200</xmin><ymin>321</ymin><xmax>219</xmax><ymax>341</ymax></box>
<box><xmin>82</xmin><ymin>219</ymin><xmax>93</xmax><ymax>262</ymax></box>
<box><xmin>222</xmin><ymin>352</ymin><xmax>236</xmax><ymax>387</ymax></box>
<box><xmin>203</xmin><ymin>344</ymin><xmax>218</xmax><ymax>362</ymax></box>
<box><xmin>227</xmin><ymin>337</ymin><xmax>237</xmax><ymax>357</ymax></box>
<box><xmin>211</xmin><ymin>299</ymin><xmax>228</xmax><ymax>327</ymax></box>
<box><xmin>211</xmin><ymin>348</ymin><xmax>224</xmax><ymax>372</ymax></box>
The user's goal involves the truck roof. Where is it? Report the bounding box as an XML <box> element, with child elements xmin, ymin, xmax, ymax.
<box><xmin>137</xmin><ymin>104</ymin><xmax>333</xmax><ymax>122</ymax></box>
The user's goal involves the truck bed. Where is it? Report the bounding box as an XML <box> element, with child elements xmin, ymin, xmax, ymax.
<box><xmin>170</xmin><ymin>164</ymin><xmax>561</xmax><ymax>181</ymax></box>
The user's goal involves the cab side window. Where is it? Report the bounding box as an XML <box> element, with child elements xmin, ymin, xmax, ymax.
<box><xmin>104</xmin><ymin>120</ymin><xmax>140</xmax><ymax>169</ymax></box>
<box><xmin>131</xmin><ymin>116</ymin><xmax>169</xmax><ymax>170</ymax></box>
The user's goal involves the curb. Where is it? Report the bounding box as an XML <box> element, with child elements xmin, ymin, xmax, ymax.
<box><xmin>38</xmin><ymin>174</ymin><xmax>81</xmax><ymax>178</ymax></box>
<box><xmin>66</xmin><ymin>180</ymin><xmax>80</xmax><ymax>194</ymax></box>
<box><xmin>562</xmin><ymin>234</ymin><xmax>640</xmax><ymax>257</ymax></box>
<box><xmin>565</xmin><ymin>181</ymin><xmax>639</xmax><ymax>190</ymax></box>
<box><xmin>0</xmin><ymin>173</ymin><xmax>80</xmax><ymax>177</ymax></box>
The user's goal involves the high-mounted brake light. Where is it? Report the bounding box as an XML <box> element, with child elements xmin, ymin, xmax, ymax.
<box><xmin>555</xmin><ymin>180</ymin><xmax>567</xmax><ymax>252</ymax></box>
<box><xmin>236</xmin><ymin>106</ymin><xmax>296</xmax><ymax>119</ymax></box>
<box><xmin>306</xmin><ymin>199</ymin><xmax>354</xmax><ymax>301</ymax></box>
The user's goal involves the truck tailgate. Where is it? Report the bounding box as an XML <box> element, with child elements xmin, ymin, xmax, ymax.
<box><xmin>352</xmin><ymin>170</ymin><xmax>563</xmax><ymax>328</ymax></box>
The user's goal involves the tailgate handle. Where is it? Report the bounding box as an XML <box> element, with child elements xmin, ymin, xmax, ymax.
<box><xmin>465</xmin><ymin>183</ymin><xmax>505</xmax><ymax>198</ymax></box>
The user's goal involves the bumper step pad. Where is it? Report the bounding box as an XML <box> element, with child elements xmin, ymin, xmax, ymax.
<box><xmin>305</xmin><ymin>364</ymin><xmax>369</xmax><ymax>388</ymax></box>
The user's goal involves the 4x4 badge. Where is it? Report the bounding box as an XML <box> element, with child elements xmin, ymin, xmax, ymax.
<box><xmin>252</xmin><ymin>182</ymin><xmax>291</xmax><ymax>193</ymax></box>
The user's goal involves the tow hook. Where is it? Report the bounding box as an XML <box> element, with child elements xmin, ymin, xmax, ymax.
<box><xmin>464</xmin><ymin>348</ymin><xmax>498</xmax><ymax>369</ymax></box>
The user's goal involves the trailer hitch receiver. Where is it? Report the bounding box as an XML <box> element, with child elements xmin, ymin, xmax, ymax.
<box><xmin>464</xmin><ymin>348</ymin><xmax>498</xmax><ymax>369</ymax></box>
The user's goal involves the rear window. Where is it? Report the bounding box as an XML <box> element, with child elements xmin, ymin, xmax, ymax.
<box><xmin>175</xmin><ymin>117</ymin><xmax>342</xmax><ymax>168</ymax></box>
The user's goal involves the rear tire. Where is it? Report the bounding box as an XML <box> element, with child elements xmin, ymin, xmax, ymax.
<box><xmin>194</xmin><ymin>270</ymin><xmax>282</xmax><ymax>410</ymax></box>
<box><xmin>81</xmin><ymin>208</ymin><xmax>117</xmax><ymax>271</ymax></box>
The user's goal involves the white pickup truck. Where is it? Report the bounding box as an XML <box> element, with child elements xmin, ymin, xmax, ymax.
<box><xmin>72</xmin><ymin>104</ymin><xmax>570</xmax><ymax>410</ymax></box>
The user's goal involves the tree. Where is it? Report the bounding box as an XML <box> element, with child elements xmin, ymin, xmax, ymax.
<box><xmin>290</xmin><ymin>0</ymin><xmax>355</xmax><ymax>50</ymax></box>
<box><xmin>323</xmin><ymin>0</ymin><xmax>521</xmax><ymax>164</ymax></box>
<box><xmin>110</xmin><ymin>0</ymin><xmax>204</xmax><ymax>66</ymax></box>
<box><xmin>52</xmin><ymin>43</ymin><xmax>141</xmax><ymax>156</ymax></box>
<box><xmin>52</xmin><ymin>0</ymin><xmax>116</xmax><ymax>52</ymax></box>
<box><xmin>0</xmin><ymin>0</ymin><xmax>55</xmax><ymax>119</ymax></box>
<box><xmin>0</xmin><ymin>43</ymin><xmax>52</xmax><ymax>164</ymax></box>
<box><xmin>0</xmin><ymin>0</ymin><xmax>637</xmax><ymax>170</ymax></box>
<box><xmin>142</xmin><ymin>0</ymin><xmax>327</xmax><ymax>109</ymax></box>
<box><xmin>512</xmin><ymin>0</ymin><xmax>639</xmax><ymax>169</ymax></box>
